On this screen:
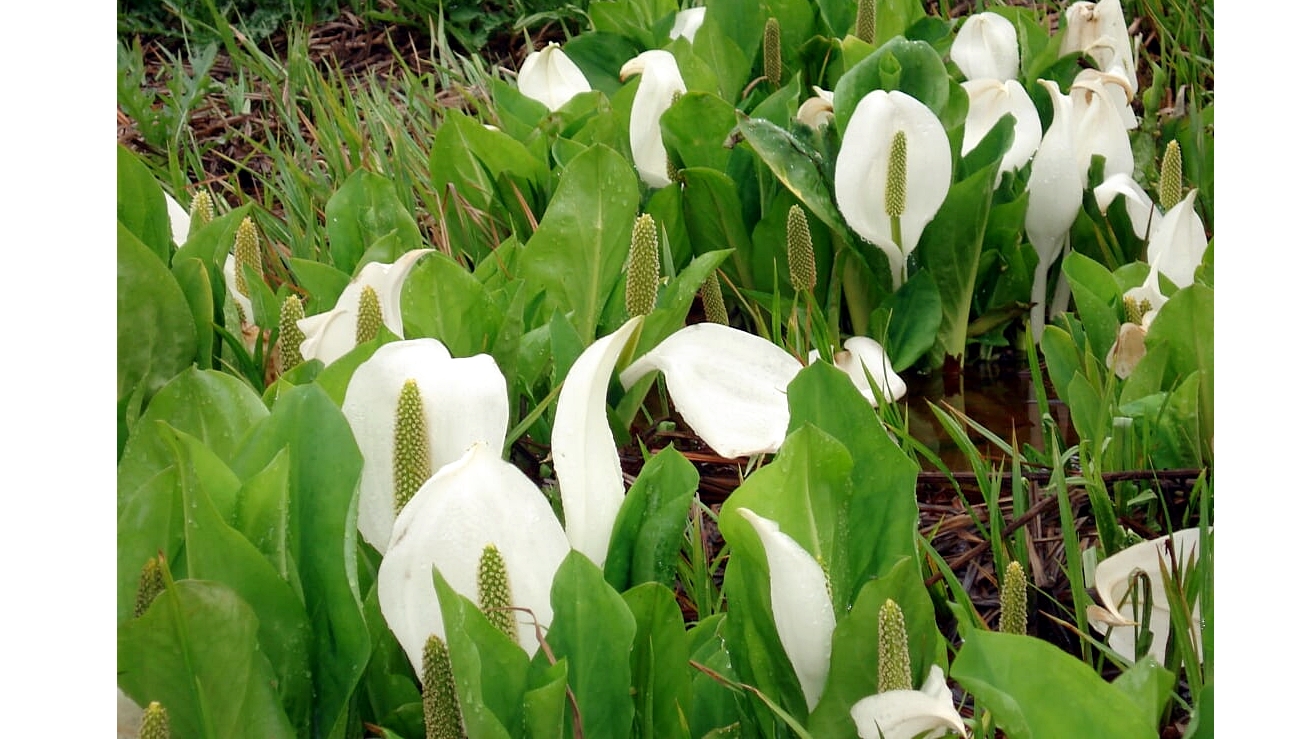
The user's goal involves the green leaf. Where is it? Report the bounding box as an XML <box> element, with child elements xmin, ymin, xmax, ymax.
<box><xmin>118</xmin><ymin>222</ymin><xmax>197</xmax><ymax>432</ymax></box>
<box><xmin>832</xmin><ymin>36</ymin><xmax>951</xmax><ymax>136</ymax></box>
<box><xmin>1063</xmin><ymin>251</ymin><xmax>1122</xmax><ymax>362</ymax></box>
<box><xmin>119</xmin><ymin>580</ymin><xmax>298</xmax><ymax>739</ymax></box>
<box><xmin>326</xmin><ymin>169</ymin><xmax>422</xmax><ymax>273</ymax></box>
<box><xmin>623</xmin><ymin>583</ymin><xmax>695</xmax><ymax>739</ymax></box>
<box><xmin>523</xmin><ymin>658</ymin><xmax>571</xmax><ymax>739</ymax></box>
<box><xmin>1144</xmin><ymin>284</ymin><xmax>1212</xmax><ymax>441</ymax></box>
<box><xmin>230</xmin><ymin>384</ymin><xmax>371</xmax><ymax>739</ymax></box>
<box><xmin>117</xmin><ymin>144</ymin><xmax>173</xmax><ymax>262</ymax></box>
<box><xmin>690</xmin><ymin>13</ymin><xmax>751</xmax><ymax>101</ymax></box>
<box><xmin>871</xmin><ymin>268</ymin><xmax>941</xmax><ymax>371</ymax></box>
<box><xmin>604</xmin><ymin>444</ymin><xmax>700</xmax><ymax>591</ymax></box>
<box><xmin>735</xmin><ymin>116</ymin><xmax>846</xmax><ymax>236</ymax></box>
<box><xmin>289</xmin><ymin>257</ymin><xmax>351</xmax><ymax>315</ymax></box>
<box><xmin>589</xmin><ymin>0</ymin><xmax>677</xmax><ymax>50</ymax></box>
<box><xmin>521</xmin><ymin>144</ymin><xmax>641</xmax><ymax>341</ymax></box>
<box><xmin>170</xmin><ymin>256</ymin><xmax>215</xmax><ymax>369</ymax></box>
<box><xmin>166</xmin><ymin>428</ymin><xmax>314</xmax><ymax>732</ymax></box>
<box><xmin>952</xmin><ymin>631</ymin><xmax>1159</xmax><ymax>739</ymax></box>
<box><xmin>543</xmin><ymin>551</ymin><xmax>637</xmax><ymax>738</ymax></box>
<box><xmin>661</xmin><ymin>91</ymin><xmax>739</xmax><ymax>173</ymax></box>
<box><xmin>681</xmin><ymin>168</ymin><xmax>757</xmax><ymax>290</ymax></box>
<box><xmin>1112</xmin><ymin>657</ymin><xmax>1177</xmax><ymax>731</ymax></box>
<box><xmin>401</xmin><ymin>251</ymin><xmax>503</xmax><ymax>357</ymax></box>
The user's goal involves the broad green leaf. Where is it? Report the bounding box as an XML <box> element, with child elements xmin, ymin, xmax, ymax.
<box><xmin>604</xmin><ymin>444</ymin><xmax>700</xmax><ymax>591</ymax></box>
<box><xmin>1144</xmin><ymin>284</ymin><xmax>1212</xmax><ymax>435</ymax></box>
<box><xmin>543</xmin><ymin>551</ymin><xmax>637</xmax><ymax>738</ymax></box>
<box><xmin>167</xmin><ymin>429</ymin><xmax>314</xmax><ymax>733</ymax></box>
<box><xmin>1063</xmin><ymin>251</ymin><xmax>1122</xmax><ymax>362</ymax></box>
<box><xmin>735</xmin><ymin>116</ymin><xmax>846</xmax><ymax>236</ymax></box>
<box><xmin>1112</xmin><ymin>657</ymin><xmax>1177</xmax><ymax>731</ymax></box>
<box><xmin>563</xmin><ymin>32</ymin><xmax>642</xmax><ymax>96</ymax></box>
<box><xmin>119</xmin><ymin>580</ymin><xmax>297</xmax><ymax>739</ymax></box>
<box><xmin>786</xmin><ymin>363</ymin><xmax>919</xmax><ymax>593</ymax></box>
<box><xmin>952</xmin><ymin>631</ymin><xmax>1158</xmax><ymax>739</ymax></box>
<box><xmin>690</xmin><ymin>13</ymin><xmax>751</xmax><ymax>100</ymax></box>
<box><xmin>681</xmin><ymin>168</ymin><xmax>757</xmax><ymax>290</ymax></box>
<box><xmin>230</xmin><ymin>384</ymin><xmax>370</xmax><ymax>739</ymax></box>
<box><xmin>1039</xmin><ymin>324</ymin><xmax>1082</xmax><ymax>408</ymax></box>
<box><xmin>523</xmin><ymin>658</ymin><xmax>571</xmax><ymax>739</ymax></box>
<box><xmin>590</xmin><ymin>0</ymin><xmax>677</xmax><ymax>51</ymax></box>
<box><xmin>233</xmin><ymin>448</ymin><xmax>298</xmax><ymax>589</ymax></box>
<box><xmin>662</xmin><ymin>91</ymin><xmax>738</xmax><ymax>173</ymax></box>
<box><xmin>685</xmin><ymin>615</ymin><xmax>741</xmax><ymax>736</ymax></box>
<box><xmin>117</xmin><ymin>144</ymin><xmax>172</xmax><ymax>262</ymax></box>
<box><xmin>289</xmin><ymin>257</ymin><xmax>352</xmax><ymax>315</ymax></box>
<box><xmin>808</xmin><ymin>558</ymin><xmax>947</xmax><ymax>737</ymax></box>
<box><xmin>705</xmin><ymin>0</ymin><xmax>766</xmax><ymax>57</ymax></box>
<box><xmin>521</xmin><ymin>144</ymin><xmax>641</xmax><ymax>341</ymax></box>
<box><xmin>401</xmin><ymin>251</ymin><xmax>503</xmax><ymax>357</ymax></box>
<box><xmin>919</xmin><ymin>152</ymin><xmax>999</xmax><ymax>365</ymax></box>
<box><xmin>623</xmin><ymin>583</ymin><xmax>694</xmax><ymax>739</ymax></box>
<box><xmin>871</xmin><ymin>265</ymin><xmax>941</xmax><ymax>371</ymax></box>
<box><xmin>326</xmin><ymin>169</ymin><xmax>422</xmax><ymax>273</ymax></box>
<box><xmin>170</xmin><ymin>256</ymin><xmax>215</xmax><ymax>369</ymax></box>
<box><xmin>118</xmin><ymin>222</ymin><xmax>197</xmax><ymax>428</ymax></box>
<box><xmin>118</xmin><ymin>368</ymin><xmax>268</xmax><ymax>622</ymax></box>
<box><xmin>832</xmin><ymin>36</ymin><xmax>951</xmax><ymax>136</ymax></box>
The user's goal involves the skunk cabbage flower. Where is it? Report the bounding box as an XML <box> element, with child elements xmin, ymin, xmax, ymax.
<box><xmin>165</xmin><ymin>193</ymin><xmax>190</xmax><ymax>247</ymax></box>
<box><xmin>552</xmin><ymin>316</ymin><xmax>643</xmax><ymax>566</ymax></box>
<box><xmin>1071</xmin><ymin>70</ymin><xmax>1135</xmax><ymax>179</ymax></box>
<box><xmin>620</xmin><ymin>50</ymin><xmax>687</xmax><ymax>189</ymax></box>
<box><xmin>808</xmin><ymin>336</ymin><xmax>907</xmax><ymax>404</ymax></box>
<box><xmin>1061</xmin><ymin>0</ymin><xmax>1137</xmax><ymax>96</ymax></box>
<box><xmin>517</xmin><ymin>42</ymin><xmax>591</xmax><ymax>112</ymax></box>
<box><xmin>378</xmin><ymin>442</ymin><xmax>571</xmax><ymax>674</ymax></box>
<box><xmin>797</xmin><ymin>86</ymin><xmax>835</xmax><ymax>129</ymax></box>
<box><xmin>342</xmin><ymin>339</ymin><xmax>510</xmax><ymax>552</ymax></box>
<box><xmin>835</xmin><ymin>90</ymin><xmax>951</xmax><ymax>287</ymax></box>
<box><xmin>950</xmin><ymin>12</ymin><xmax>1019</xmax><ymax>81</ymax></box>
<box><xmin>1105</xmin><ymin>264</ymin><xmax>1166</xmax><ymax>379</ymax></box>
<box><xmin>738</xmin><ymin>508</ymin><xmax>836</xmax><ymax>712</ymax></box>
<box><xmin>1093</xmin><ymin>173</ymin><xmax>1160</xmax><ymax>239</ymax></box>
<box><xmin>1024</xmin><ymin>80</ymin><xmax>1083</xmax><ymax>337</ymax></box>
<box><xmin>849</xmin><ymin>665</ymin><xmax>969</xmax><ymax>739</ymax></box>
<box><xmin>1088</xmin><ymin>528</ymin><xmax>1205</xmax><ymax>664</ymax></box>
<box><xmin>297</xmin><ymin>248</ymin><xmax>432</xmax><ymax>365</ymax></box>
<box><xmin>1145</xmin><ymin>189</ymin><xmax>1208</xmax><ymax>289</ymax></box>
<box><xmin>669</xmin><ymin>6</ymin><xmax>706</xmax><ymax>42</ymax></box>
<box><xmin>961</xmin><ymin>78</ymin><xmax>1042</xmax><ymax>185</ymax></box>
<box><xmin>619</xmin><ymin>323</ymin><xmax>803</xmax><ymax>458</ymax></box>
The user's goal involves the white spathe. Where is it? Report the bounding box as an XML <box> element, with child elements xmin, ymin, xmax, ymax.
<box><xmin>297</xmin><ymin>248</ymin><xmax>433</xmax><ymax>366</ymax></box>
<box><xmin>808</xmin><ymin>336</ymin><xmax>907</xmax><ymax>404</ymax></box>
<box><xmin>1145</xmin><ymin>189</ymin><xmax>1208</xmax><ymax>289</ymax></box>
<box><xmin>950</xmin><ymin>12</ymin><xmax>1019</xmax><ymax>81</ymax></box>
<box><xmin>1093</xmin><ymin>172</ymin><xmax>1159</xmax><ymax>240</ymax></box>
<box><xmin>1024</xmin><ymin>79</ymin><xmax>1083</xmax><ymax>338</ymax></box>
<box><xmin>835</xmin><ymin>90</ymin><xmax>952</xmax><ymax>288</ymax></box>
<box><xmin>552</xmin><ymin>316</ymin><xmax>643</xmax><ymax>567</ymax></box>
<box><xmin>797</xmin><ymin>86</ymin><xmax>835</xmax><ymax>129</ymax></box>
<box><xmin>961</xmin><ymin>78</ymin><xmax>1042</xmax><ymax>185</ymax></box>
<box><xmin>849</xmin><ymin>665</ymin><xmax>969</xmax><ymax>739</ymax></box>
<box><xmin>620</xmin><ymin>50</ymin><xmax>687</xmax><ymax>189</ymax></box>
<box><xmin>1061</xmin><ymin>0</ymin><xmax>1137</xmax><ymax>97</ymax></box>
<box><xmin>669</xmin><ymin>6</ymin><xmax>706</xmax><ymax>42</ymax></box>
<box><xmin>377</xmin><ymin>442</ymin><xmax>570</xmax><ymax>674</ymax></box>
<box><xmin>165</xmin><ymin>193</ymin><xmax>190</xmax><ymax>247</ymax></box>
<box><xmin>619</xmin><ymin>322</ymin><xmax>803</xmax><ymax>458</ymax></box>
<box><xmin>342</xmin><ymin>339</ymin><xmax>510</xmax><ymax>552</ymax></box>
<box><xmin>739</xmin><ymin>507</ymin><xmax>836</xmax><ymax>712</ymax></box>
<box><xmin>1088</xmin><ymin>528</ymin><xmax>1205</xmax><ymax>664</ymax></box>
<box><xmin>517</xmin><ymin>42</ymin><xmax>592</xmax><ymax>112</ymax></box>
<box><xmin>1071</xmin><ymin>70</ymin><xmax>1135</xmax><ymax>180</ymax></box>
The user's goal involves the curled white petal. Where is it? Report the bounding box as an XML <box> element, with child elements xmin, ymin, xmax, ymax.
<box><xmin>552</xmin><ymin>316</ymin><xmax>643</xmax><ymax>566</ymax></box>
<box><xmin>296</xmin><ymin>248</ymin><xmax>433</xmax><ymax>365</ymax></box>
<box><xmin>165</xmin><ymin>193</ymin><xmax>190</xmax><ymax>247</ymax></box>
<box><xmin>619</xmin><ymin>323</ymin><xmax>802</xmax><ymax>458</ymax></box>
<box><xmin>798</xmin><ymin>87</ymin><xmax>836</xmax><ymax>129</ymax></box>
<box><xmin>1092</xmin><ymin>528</ymin><xmax>1204</xmax><ymax>664</ymax></box>
<box><xmin>222</xmin><ymin>254</ymin><xmax>256</xmax><ymax>324</ymax></box>
<box><xmin>950</xmin><ymin>12</ymin><xmax>1019</xmax><ymax>81</ymax></box>
<box><xmin>342</xmin><ymin>339</ymin><xmax>510</xmax><ymax>552</ymax></box>
<box><xmin>1093</xmin><ymin>173</ymin><xmax>1160</xmax><ymax>240</ymax></box>
<box><xmin>621</xmin><ymin>50</ymin><xmax>687</xmax><ymax>189</ymax></box>
<box><xmin>961</xmin><ymin>78</ymin><xmax>1042</xmax><ymax>184</ymax></box>
<box><xmin>1025</xmin><ymin>79</ymin><xmax>1083</xmax><ymax>271</ymax></box>
<box><xmin>1146</xmin><ymin>190</ymin><xmax>1208</xmax><ymax>289</ymax></box>
<box><xmin>1061</xmin><ymin>0</ymin><xmax>1137</xmax><ymax>96</ymax></box>
<box><xmin>739</xmin><ymin>508</ymin><xmax>835</xmax><ymax>712</ymax></box>
<box><xmin>808</xmin><ymin>336</ymin><xmax>906</xmax><ymax>404</ymax></box>
<box><xmin>835</xmin><ymin>90</ymin><xmax>952</xmax><ymax>287</ymax></box>
<box><xmin>850</xmin><ymin>665</ymin><xmax>968</xmax><ymax>739</ymax></box>
<box><xmin>669</xmin><ymin>6</ymin><xmax>706</xmax><ymax>42</ymax></box>
<box><xmin>378</xmin><ymin>442</ymin><xmax>570</xmax><ymax>674</ymax></box>
<box><xmin>518</xmin><ymin>42</ymin><xmax>592</xmax><ymax>112</ymax></box>
<box><xmin>1071</xmin><ymin>72</ymin><xmax>1134</xmax><ymax>179</ymax></box>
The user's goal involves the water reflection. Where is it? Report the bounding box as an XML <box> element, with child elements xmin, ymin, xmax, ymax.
<box><xmin>899</xmin><ymin>361</ymin><xmax>1074</xmax><ymax>472</ymax></box>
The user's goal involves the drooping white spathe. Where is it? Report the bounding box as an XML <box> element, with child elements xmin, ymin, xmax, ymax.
<box><xmin>1088</xmin><ymin>528</ymin><xmax>1205</xmax><ymax>664</ymax></box>
<box><xmin>165</xmin><ymin>193</ymin><xmax>191</xmax><ymax>247</ymax></box>
<box><xmin>1093</xmin><ymin>172</ymin><xmax>1160</xmax><ymax>239</ymax></box>
<box><xmin>297</xmin><ymin>248</ymin><xmax>433</xmax><ymax>366</ymax></box>
<box><xmin>849</xmin><ymin>665</ymin><xmax>969</xmax><ymax>739</ymax></box>
<box><xmin>808</xmin><ymin>336</ymin><xmax>907</xmax><ymax>404</ymax></box>
<box><xmin>738</xmin><ymin>508</ymin><xmax>836</xmax><ymax>713</ymax></box>
<box><xmin>342</xmin><ymin>339</ymin><xmax>510</xmax><ymax>552</ymax></box>
<box><xmin>797</xmin><ymin>86</ymin><xmax>835</xmax><ymax>129</ymax></box>
<box><xmin>1024</xmin><ymin>80</ymin><xmax>1083</xmax><ymax>339</ymax></box>
<box><xmin>960</xmin><ymin>78</ymin><xmax>1042</xmax><ymax>186</ymax></box>
<box><xmin>619</xmin><ymin>323</ymin><xmax>804</xmax><ymax>458</ymax></box>
<box><xmin>1061</xmin><ymin>0</ymin><xmax>1137</xmax><ymax>97</ymax></box>
<box><xmin>620</xmin><ymin>50</ymin><xmax>687</xmax><ymax>189</ymax></box>
<box><xmin>669</xmin><ymin>6</ymin><xmax>706</xmax><ymax>42</ymax></box>
<box><xmin>1145</xmin><ymin>190</ymin><xmax>1208</xmax><ymax>289</ymax></box>
<box><xmin>517</xmin><ymin>42</ymin><xmax>592</xmax><ymax>112</ymax></box>
<box><xmin>377</xmin><ymin>442</ymin><xmax>571</xmax><ymax>674</ymax></box>
<box><xmin>1071</xmin><ymin>70</ymin><xmax>1135</xmax><ymax>180</ymax></box>
<box><xmin>552</xmin><ymin>316</ymin><xmax>643</xmax><ymax>567</ymax></box>
<box><xmin>835</xmin><ymin>90</ymin><xmax>952</xmax><ymax>288</ymax></box>
<box><xmin>950</xmin><ymin>12</ymin><xmax>1019</xmax><ymax>81</ymax></box>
